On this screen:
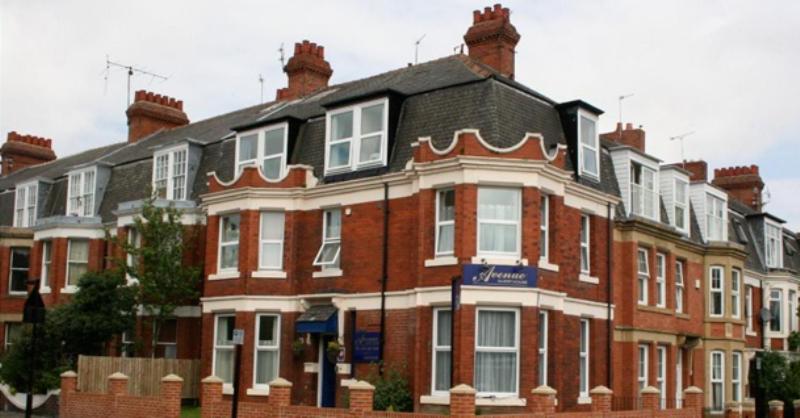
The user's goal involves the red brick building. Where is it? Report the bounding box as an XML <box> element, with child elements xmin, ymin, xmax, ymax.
<box><xmin>0</xmin><ymin>4</ymin><xmax>798</xmax><ymax>417</ymax></box>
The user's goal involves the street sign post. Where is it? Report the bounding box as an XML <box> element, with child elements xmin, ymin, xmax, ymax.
<box><xmin>231</xmin><ymin>328</ymin><xmax>244</xmax><ymax>418</ymax></box>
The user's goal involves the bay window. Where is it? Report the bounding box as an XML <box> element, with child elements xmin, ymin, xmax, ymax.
<box><xmin>66</xmin><ymin>239</ymin><xmax>89</xmax><ymax>288</ymax></box>
<box><xmin>790</xmin><ymin>290</ymin><xmax>797</xmax><ymax>332</ymax></box>
<box><xmin>732</xmin><ymin>352</ymin><xmax>742</xmax><ymax>403</ymax></box>
<box><xmin>253</xmin><ymin>314</ymin><xmax>280</xmax><ymax>389</ymax></box>
<box><xmin>770</xmin><ymin>288</ymin><xmax>782</xmax><ymax>332</ymax></box>
<box><xmin>745</xmin><ymin>285</ymin><xmax>753</xmax><ymax>332</ymax></box>
<box><xmin>41</xmin><ymin>241</ymin><xmax>52</xmax><ymax>290</ymax></box>
<box><xmin>705</xmin><ymin>194</ymin><xmax>725</xmax><ymax>241</ymax></box>
<box><xmin>631</xmin><ymin>162</ymin><xmax>657</xmax><ymax>219</ymax></box>
<box><xmin>218</xmin><ymin>214</ymin><xmax>240</xmax><ymax>272</ymax></box>
<box><xmin>710</xmin><ymin>351</ymin><xmax>724</xmax><ymax>412</ymax></box>
<box><xmin>259</xmin><ymin>212</ymin><xmax>285</xmax><ymax>270</ymax></box>
<box><xmin>580</xmin><ymin>215</ymin><xmax>590</xmax><ymax>274</ymax></box>
<box><xmin>637</xmin><ymin>248</ymin><xmax>649</xmax><ymax>305</ymax></box>
<box><xmin>731</xmin><ymin>269</ymin><xmax>741</xmax><ymax>319</ymax></box>
<box><xmin>325</xmin><ymin>99</ymin><xmax>388</xmax><ymax>174</ymax></box>
<box><xmin>236</xmin><ymin>124</ymin><xmax>288</xmax><ymax>180</ymax></box>
<box><xmin>578</xmin><ymin>111</ymin><xmax>599</xmax><ymax>179</ymax></box>
<box><xmin>67</xmin><ymin>168</ymin><xmax>96</xmax><ymax>217</ymax></box>
<box><xmin>477</xmin><ymin>187</ymin><xmax>521</xmax><ymax>258</ymax></box>
<box><xmin>676</xmin><ymin>350</ymin><xmax>683</xmax><ymax>408</ymax></box>
<box><xmin>432</xmin><ymin>308</ymin><xmax>452</xmax><ymax>395</ymax></box>
<box><xmin>127</xmin><ymin>228</ymin><xmax>141</xmax><ymax>284</ymax></box>
<box><xmin>9</xmin><ymin>248</ymin><xmax>29</xmax><ymax>294</ymax></box>
<box><xmin>656</xmin><ymin>346</ymin><xmax>666</xmax><ymax>409</ymax></box>
<box><xmin>313</xmin><ymin>208</ymin><xmax>342</xmax><ymax>269</ymax></box>
<box><xmin>540</xmin><ymin>195</ymin><xmax>549</xmax><ymax>262</ymax></box>
<box><xmin>13</xmin><ymin>182</ymin><xmax>37</xmax><ymax>228</ymax></box>
<box><xmin>538</xmin><ymin>311</ymin><xmax>548</xmax><ymax>386</ymax></box>
<box><xmin>213</xmin><ymin>314</ymin><xmax>235</xmax><ymax>384</ymax></box>
<box><xmin>765</xmin><ymin>222</ymin><xmax>783</xmax><ymax>268</ymax></box>
<box><xmin>435</xmin><ymin>189</ymin><xmax>455</xmax><ymax>256</ymax></box>
<box><xmin>579</xmin><ymin>318</ymin><xmax>590</xmax><ymax>398</ymax></box>
<box><xmin>152</xmin><ymin>147</ymin><xmax>188</xmax><ymax>200</ymax></box>
<box><xmin>638</xmin><ymin>344</ymin><xmax>648</xmax><ymax>392</ymax></box>
<box><xmin>655</xmin><ymin>253</ymin><xmax>666</xmax><ymax>307</ymax></box>
<box><xmin>155</xmin><ymin>319</ymin><xmax>177</xmax><ymax>359</ymax></box>
<box><xmin>709</xmin><ymin>266</ymin><xmax>724</xmax><ymax>317</ymax></box>
<box><xmin>675</xmin><ymin>260</ymin><xmax>685</xmax><ymax>313</ymax></box>
<box><xmin>474</xmin><ymin>308</ymin><xmax>519</xmax><ymax>397</ymax></box>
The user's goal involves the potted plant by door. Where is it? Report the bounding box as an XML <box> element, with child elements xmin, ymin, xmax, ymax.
<box><xmin>326</xmin><ymin>340</ymin><xmax>342</xmax><ymax>363</ymax></box>
<box><xmin>292</xmin><ymin>337</ymin><xmax>306</xmax><ymax>358</ymax></box>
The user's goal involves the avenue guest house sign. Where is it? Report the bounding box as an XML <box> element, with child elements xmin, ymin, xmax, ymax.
<box><xmin>462</xmin><ymin>264</ymin><xmax>538</xmax><ymax>288</ymax></box>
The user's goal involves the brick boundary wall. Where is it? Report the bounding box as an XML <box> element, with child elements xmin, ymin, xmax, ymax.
<box><xmin>59</xmin><ymin>370</ymin><xmax>182</xmax><ymax>418</ymax></box>
<box><xmin>198</xmin><ymin>376</ymin><xmax>708</xmax><ymax>418</ymax></box>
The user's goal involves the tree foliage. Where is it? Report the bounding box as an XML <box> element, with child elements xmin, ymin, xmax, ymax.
<box><xmin>757</xmin><ymin>351</ymin><xmax>800</xmax><ymax>404</ymax></box>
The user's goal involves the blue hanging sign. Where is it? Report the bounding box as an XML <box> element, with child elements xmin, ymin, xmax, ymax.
<box><xmin>462</xmin><ymin>264</ymin><xmax>538</xmax><ymax>288</ymax></box>
<box><xmin>352</xmin><ymin>331</ymin><xmax>381</xmax><ymax>363</ymax></box>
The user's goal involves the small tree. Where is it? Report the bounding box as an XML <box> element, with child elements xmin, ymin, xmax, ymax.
<box><xmin>109</xmin><ymin>198</ymin><xmax>201</xmax><ymax>357</ymax></box>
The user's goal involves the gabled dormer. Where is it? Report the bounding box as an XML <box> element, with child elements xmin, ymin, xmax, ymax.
<box><xmin>659</xmin><ymin>165</ymin><xmax>691</xmax><ymax>234</ymax></box>
<box><xmin>66</xmin><ymin>164</ymin><xmax>111</xmax><ymax>217</ymax></box>
<box><xmin>152</xmin><ymin>140</ymin><xmax>202</xmax><ymax>200</ymax></box>
<box><xmin>557</xmin><ymin>100</ymin><xmax>602</xmax><ymax>182</ymax></box>
<box><xmin>690</xmin><ymin>182</ymin><xmax>728</xmax><ymax>242</ymax></box>
<box><xmin>608</xmin><ymin>144</ymin><xmax>660</xmax><ymax>222</ymax></box>
<box><xmin>13</xmin><ymin>178</ymin><xmax>52</xmax><ymax>228</ymax></box>
<box><xmin>764</xmin><ymin>217</ymin><xmax>784</xmax><ymax>269</ymax></box>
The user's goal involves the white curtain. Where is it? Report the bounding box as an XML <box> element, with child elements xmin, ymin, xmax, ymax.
<box><xmin>479</xmin><ymin>224</ymin><xmax>517</xmax><ymax>253</ymax></box>
<box><xmin>215</xmin><ymin>349</ymin><xmax>234</xmax><ymax>383</ymax></box>
<box><xmin>255</xmin><ymin>350</ymin><xmax>278</xmax><ymax>385</ymax></box>
<box><xmin>475</xmin><ymin>311</ymin><xmax>516</xmax><ymax>394</ymax></box>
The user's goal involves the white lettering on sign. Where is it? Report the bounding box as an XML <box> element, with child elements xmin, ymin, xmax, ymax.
<box><xmin>473</xmin><ymin>265</ymin><xmax>527</xmax><ymax>283</ymax></box>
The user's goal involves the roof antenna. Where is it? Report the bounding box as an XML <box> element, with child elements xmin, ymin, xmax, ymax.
<box><xmin>278</xmin><ymin>43</ymin><xmax>286</xmax><ymax>68</ymax></box>
<box><xmin>618</xmin><ymin>93</ymin><xmax>634</xmax><ymax>140</ymax></box>
<box><xmin>258</xmin><ymin>74</ymin><xmax>264</xmax><ymax>104</ymax></box>
<box><xmin>104</xmin><ymin>55</ymin><xmax>168</xmax><ymax>106</ymax></box>
<box><xmin>669</xmin><ymin>131</ymin><xmax>695</xmax><ymax>163</ymax></box>
<box><xmin>453</xmin><ymin>43</ymin><xmax>465</xmax><ymax>54</ymax></box>
<box><xmin>414</xmin><ymin>34</ymin><xmax>426</xmax><ymax>65</ymax></box>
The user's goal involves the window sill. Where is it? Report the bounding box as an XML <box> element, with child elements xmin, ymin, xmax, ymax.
<box><xmin>61</xmin><ymin>286</ymin><xmax>78</xmax><ymax>294</ymax></box>
<box><xmin>40</xmin><ymin>286</ymin><xmax>51</xmax><ymax>294</ymax></box>
<box><xmin>312</xmin><ymin>269</ymin><xmax>342</xmax><ymax>278</ymax></box>
<box><xmin>425</xmin><ymin>257</ymin><xmax>458</xmax><ymax>267</ymax></box>
<box><xmin>470</xmin><ymin>257</ymin><xmax>528</xmax><ymax>266</ymax></box>
<box><xmin>251</xmin><ymin>270</ymin><xmax>287</xmax><ymax>279</ymax></box>
<box><xmin>676</xmin><ymin>313</ymin><xmax>690</xmax><ymax>320</ymax></box>
<box><xmin>8</xmin><ymin>291</ymin><xmax>27</xmax><ymax>297</ymax></box>
<box><xmin>222</xmin><ymin>384</ymin><xmax>234</xmax><ymax>395</ymax></box>
<box><xmin>637</xmin><ymin>305</ymin><xmax>673</xmax><ymax>315</ymax></box>
<box><xmin>246</xmin><ymin>387</ymin><xmax>270</xmax><ymax>397</ymax></box>
<box><xmin>475</xmin><ymin>396</ymin><xmax>526</xmax><ymax>407</ymax></box>
<box><xmin>577</xmin><ymin>396</ymin><xmax>592</xmax><ymax>405</ymax></box>
<box><xmin>420</xmin><ymin>395</ymin><xmax>450</xmax><ymax>405</ymax></box>
<box><xmin>579</xmin><ymin>274</ymin><xmax>599</xmax><ymax>284</ymax></box>
<box><xmin>538</xmin><ymin>259</ymin><xmax>559</xmax><ymax>272</ymax></box>
<box><xmin>209</xmin><ymin>271</ymin><xmax>239</xmax><ymax>281</ymax></box>
<box><xmin>746</xmin><ymin>330</ymin><xmax>757</xmax><ymax>337</ymax></box>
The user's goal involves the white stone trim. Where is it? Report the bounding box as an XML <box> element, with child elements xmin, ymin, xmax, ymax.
<box><xmin>538</xmin><ymin>259</ymin><xmax>560</xmax><ymax>272</ymax></box>
<box><xmin>424</xmin><ymin>257</ymin><xmax>459</xmax><ymax>267</ymax></box>
<box><xmin>208</xmin><ymin>271</ymin><xmax>239</xmax><ymax>281</ymax></box>
<box><xmin>312</xmin><ymin>269</ymin><xmax>343</xmax><ymax>278</ymax></box>
<box><xmin>251</xmin><ymin>270</ymin><xmax>288</xmax><ymax>279</ymax></box>
<box><xmin>34</xmin><ymin>227</ymin><xmax>105</xmax><ymax>240</ymax></box>
<box><xmin>579</xmin><ymin>274</ymin><xmax>600</xmax><ymax>284</ymax></box>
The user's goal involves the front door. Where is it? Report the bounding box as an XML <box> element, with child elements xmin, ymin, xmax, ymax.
<box><xmin>318</xmin><ymin>335</ymin><xmax>337</xmax><ymax>407</ymax></box>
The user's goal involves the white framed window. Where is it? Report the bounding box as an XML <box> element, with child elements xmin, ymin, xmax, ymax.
<box><xmin>538</xmin><ymin>310</ymin><xmax>548</xmax><ymax>386</ymax></box>
<box><xmin>313</xmin><ymin>208</ymin><xmax>341</xmax><ymax>268</ymax></box>
<box><xmin>674</xmin><ymin>178</ymin><xmax>688</xmax><ymax>231</ymax></box>
<box><xmin>637</xmin><ymin>248</ymin><xmax>649</xmax><ymax>305</ymax></box>
<box><xmin>710</xmin><ymin>351</ymin><xmax>725</xmax><ymax>412</ymax></box>
<box><xmin>126</xmin><ymin>228</ymin><xmax>141</xmax><ymax>284</ymax></box>
<box><xmin>705</xmin><ymin>194</ymin><xmax>725</xmax><ymax>241</ymax></box>
<box><xmin>709</xmin><ymin>266</ymin><xmax>724</xmax><ymax>317</ymax></box>
<box><xmin>259</xmin><ymin>212</ymin><xmax>285</xmax><ymax>270</ymax></box>
<box><xmin>9</xmin><ymin>248</ymin><xmax>29</xmax><ymax>294</ymax></box>
<box><xmin>218</xmin><ymin>214</ymin><xmax>240</xmax><ymax>272</ymax></box>
<box><xmin>13</xmin><ymin>182</ymin><xmax>37</xmax><ymax>228</ymax></box>
<box><xmin>66</xmin><ymin>240</ymin><xmax>89</xmax><ymax>289</ymax></box>
<box><xmin>41</xmin><ymin>241</ymin><xmax>52</xmax><ymax>290</ymax></box>
<box><xmin>675</xmin><ymin>260</ymin><xmax>685</xmax><ymax>313</ymax></box>
<box><xmin>67</xmin><ymin>168</ymin><xmax>96</xmax><ymax>217</ymax></box>
<box><xmin>155</xmin><ymin>319</ymin><xmax>177</xmax><ymax>359</ymax></box>
<box><xmin>638</xmin><ymin>344</ymin><xmax>648</xmax><ymax>392</ymax></box>
<box><xmin>213</xmin><ymin>314</ymin><xmax>235</xmax><ymax>385</ymax></box>
<box><xmin>4</xmin><ymin>323</ymin><xmax>23</xmax><ymax>350</ymax></box>
<box><xmin>236</xmin><ymin>123</ymin><xmax>288</xmax><ymax>180</ymax></box>
<box><xmin>769</xmin><ymin>288</ymin><xmax>783</xmax><ymax>332</ymax></box>
<box><xmin>577</xmin><ymin>110</ymin><xmax>599</xmax><ymax>179</ymax></box>
<box><xmin>539</xmin><ymin>195</ymin><xmax>549</xmax><ymax>262</ymax></box>
<box><xmin>731</xmin><ymin>351</ymin><xmax>742</xmax><ymax>403</ymax></box>
<box><xmin>745</xmin><ymin>285</ymin><xmax>754</xmax><ymax>332</ymax></box>
<box><xmin>474</xmin><ymin>307</ymin><xmax>519</xmax><ymax>397</ymax></box>
<box><xmin>121</xmin><ymin>330</ymin><xmax>135</xmax><ymax>357</ymax></box>
<box><xmin>253</xmin><ymin>313</ymin><xmax>280</xmax><ymax>389</ymax></box>
<box><xmin>477</xmin><ymin>187</ymin><xmax>521</xmax><ymax>258</ymax></box>
<box><xmin>765</xmin><ymin>222</ymin><xmax>783</xmax><ymax>268</ymax></box>
<box><xmin>655</xmin><ymin>253</ymin><xmax>666</xmax><ymax>308</ymax></box>
<box><xmin>630</xmin><ymin>162</ymin><xmax>657</xmax><ymax>220</ymax></box>
<box><xmin>789</xmin><ymin>290</ymin><xmax>797</xmax><ymax>332</ymax></box>
<box><xmin>579</xmin><ymin>318</ymin><xmax>590</xmax><ymax>398</ymax></box>
<box><xmin>675</xmin><ymin>349</ymin><xmax>683</xmax><ymax>408</ymax></box>
<box><xmin>731</xmin><ymin>269</ymin><xmax>741</xmax><ymax>319</ymax></box>
<box><xmin>656</xmin><ymin>346</ymin><xmax>666</xmax><ymax>409</ymax></box>
<box><xmin>152</xmin><ymin>146</ymin><xmax>189</xmax><ymax>200</ymax></box>
<box><xmin>435</xmin><ymin>189</ymin><xmax>455</xmax><ymax>256</ymax></box>
<box><xmin>580</xmin><ymin>214</ymin><xmax>591</xmax><ymax>274</ymax></box>
<box><xmin>324</xmin><ymin>98</ymin><xmax>388</xmax><ymax>174</ymax></box>
<box><xmin>432</xmin><ymin>308</ymin><xmax>452</xmax><ymax>396</ymax></box>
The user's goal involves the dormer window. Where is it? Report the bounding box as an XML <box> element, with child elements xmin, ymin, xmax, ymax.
<box><xmin>630</xmin><ymin>162</ymin><xmax>657</xmax><ymax>220</ymax></box>
<box><xmin>13</xmin><ymin>182</ymin><xmax>37</xmax><ymax>228</ymax></box>
<box><xmin>67</xmin><ymin>168</ymin><xmax>96</xmax><ymax>217</ymax></box>
<box><xmin>153</xmin><ymin>146</ymin><xmax>188</xmax><ymax>200</ymax></box>
<box><xmin>577</xmin><ymin>110</ymin><xmax>599</xmax><ymax>179</ymax></box>
<box><xmin>765</xmin><ymin>222</ymin><xmax>783</xmax><ymax>268</ymax></box>
<box><xmin>236</xmin><ymin>123</ymin><xmax>288</xmax><ymax>180</ymax></box>
<box><xmin>324</xmin><ymin>98</ymin><xmax>388</xmax><ymax>175</ymax></box>
<box><xmin>674</xmin><ymin>178</ymin><xmax>689</xmax><ymax>231</ymax></box>
<box><xmin>705</xmin><ymin>194</ymin><xmax>725</xmax><ymax>241</ymax></box>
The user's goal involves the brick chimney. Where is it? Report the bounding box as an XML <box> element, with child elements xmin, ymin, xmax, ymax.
<box><xmin>712</xmin><ymin>165</ymin><xmax>765</xmax><ymax>212</ymax></box>
<box><xmin>0</xmin><ymin>131</ymin><xmax>57</xmax><ymax>175</ymax></box>
<box><xmin>126</xmin><ymin>90</ymin><xmax>189</xmax><ymax>143</ymax></box>
<box><xmin>463</xmin><ymin>4</ymin><xmax>521</xmax><ymax>79</ymax></box>
<box><xmin>600</xmin><ymin>122</ymin><xmax>646</xmax><ymax>153</ymax></box>
<box><xmin>276</xmin><ymin>40</ymin><xmax>333</xmax><ymax>101</ymax></box>
<box><xmin>679</xmin><ymin>160</ymin><xmax>708</xmax><ymax>182</ymax></box>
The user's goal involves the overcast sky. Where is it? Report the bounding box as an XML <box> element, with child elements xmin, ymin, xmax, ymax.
<box><xmin>2</xmin><ymin>0</ymin><xmax>799</xmax><ymax>228</ymax></box>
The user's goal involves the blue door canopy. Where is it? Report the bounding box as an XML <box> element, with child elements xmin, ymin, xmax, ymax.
<box><xmin>296</xmin><ymin>304</ymin><xmax>338</xmax><ymax>334</ymax></box>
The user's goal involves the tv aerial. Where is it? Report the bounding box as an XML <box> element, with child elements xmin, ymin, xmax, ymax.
<box><xmin>103</xmin><ymin>55</ymin><xmax>168</xmax><ymax>105</ymax></box>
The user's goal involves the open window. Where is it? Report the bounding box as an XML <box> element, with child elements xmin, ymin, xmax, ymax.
<box><xmin>313</xmin><ymin>208</ymin><xmax>341</xmax><ymax>268</ymax></box>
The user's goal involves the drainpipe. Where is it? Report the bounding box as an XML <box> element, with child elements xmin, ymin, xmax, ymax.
<box><xmin>606</xmin><ymin>202</ymin><xmax>614</xmax><ymax>389</ymax></box>
<box><xmin>378</xmin><ymin>182</ymin><xmax>389</xmax><ymax>375</ymax></box>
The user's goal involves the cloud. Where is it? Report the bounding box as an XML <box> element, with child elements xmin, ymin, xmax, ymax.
<box><xmin>2</xmin><ymin>0</ymin><xmax>799</xmax><ymax>227</ymax></box>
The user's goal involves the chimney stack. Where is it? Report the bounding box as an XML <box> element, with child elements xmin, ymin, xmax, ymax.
<box><xmin>600</xmin><ymin>122</ymin><xmax>646</xmax><ymax>153</ymax></box>
<box><xmin>126</xmin><ymin>90</ymin><xmax>189</xmax><ymax>143</ymax></box>
<box><xmin>276</xmin><ymin>40</ymin><xmax>333</xmax><ymax>101</ymax></box>
<box><xmin>679</xmin><ymin>160</ymin><xmax>708</xmax><ymax>182</ymax></box>
<box><xmin>1</xmin><ymin>131</ymin><xmax>57</xmax><ymax>175</ymax></box>
<box><xmin>712</xmin><ymin>165</ymin><xmax>765</xmax><ymax>212</ymax></box>
<box><xmin>463</xmin><ymin>4</ymin><xmax>520</xmax><ymax>79</ymax></box>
